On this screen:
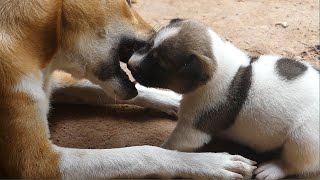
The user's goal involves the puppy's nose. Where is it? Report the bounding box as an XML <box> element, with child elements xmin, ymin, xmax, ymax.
<box><xmin>127</xmin><ymin>62</ymin><xmax>134</xmax><ymax>73</ymax></box>
<box><xmin>127</xmin><ymin>58</ymin><xmax>137</xmax><ymax>73</ymax></box>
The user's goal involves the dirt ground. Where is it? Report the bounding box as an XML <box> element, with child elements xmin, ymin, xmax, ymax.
<box><xmin>49</xmin><ymin>0</ymin><xmax>319</xmax><ymax>178</ymax></box>
<box><xmin>135</xmin><ymin>0</ymin><xmax>319</xmax><ymax>64</ymax></box>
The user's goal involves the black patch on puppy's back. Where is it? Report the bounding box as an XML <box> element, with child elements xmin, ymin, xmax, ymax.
<box><xmin>276</xmin><ymin>58</ymin><xmax>308</xmax><ymax>81</ymax></box>
<box><xmin>195</xmin><ymin>64</ymin><xmax>253</xmax><ymax>134</ymax></box>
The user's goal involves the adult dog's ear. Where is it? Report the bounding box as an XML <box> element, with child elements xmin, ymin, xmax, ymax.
<box><xmin>177</xmin><ymin>53</ymin><xmax>215</xmax><ymax>83</ymax></box>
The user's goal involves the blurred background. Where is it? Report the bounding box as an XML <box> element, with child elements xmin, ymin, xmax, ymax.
<box><xmin>134</xmin><ymin>0</ymin><xmax>319</xmax><ymax>65</ymax></box>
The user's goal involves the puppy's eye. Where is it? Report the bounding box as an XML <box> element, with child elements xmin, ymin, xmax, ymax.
<box><xmin>151</xmin><ymin>51</ymin><xmax>158</xmax><ymax>58</ymax></box>
<box><xmin>157</xmin><ymin>55</ymin><xmax>170</xmax><ymax>68</ymax></box>
<box><xmin>158</xmin><ymin>59</ymin><xmax>168</xmax><ymax>68</ymax></box>
<box><xmin>146</xmin><ymin>42</ymin><xmax>153</xmax><ymax>49</ymax></box>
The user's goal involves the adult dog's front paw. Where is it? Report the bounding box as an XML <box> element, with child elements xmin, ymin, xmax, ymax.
<box><xmin>187</xmin><ymin>153</ymin><xmax>257</xmax><ymax>179</ymax></box>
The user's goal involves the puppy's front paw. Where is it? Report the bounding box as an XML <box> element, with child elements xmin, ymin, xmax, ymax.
<box><xmin>189</xmin><ymin>153</ymin><xmax>257</xmax><ymax>179</ymax></box>
<box><xmin>134</xmin><ymin>84</ymin><xmax>181</xmax><ymax>118</ymax></box>
<box><xmin>254</xmin><ymin>160</ymin><xmax>287</xmax><ymax>180</ymax></box>
<box><xmin>154</xmin><ymin>90</ymin><xmax>181</xmax><ymax>117</ymax></box>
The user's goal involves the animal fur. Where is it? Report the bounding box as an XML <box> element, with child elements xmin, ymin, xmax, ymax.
<box><xmin>128</xmin><ymin>19</ymin><xmax>320</xmax><ymax>179</ymax></box>
<box><xmin>0</xmin><ymin>1</ymin><xmax>257</xmax><ymax>179</ymax></box>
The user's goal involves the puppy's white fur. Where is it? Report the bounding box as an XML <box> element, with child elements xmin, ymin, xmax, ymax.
<box><xmin>153</xmin><ymin>27</ymin><xmax>181</xmax><ymax>48</ymax></box>
<box><xmin>154</xmin><ymin>24</ymin><xmax>319</xmax><ymax>179</ymax></box>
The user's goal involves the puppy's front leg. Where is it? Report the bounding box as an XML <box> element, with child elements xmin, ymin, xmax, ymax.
<box><xmin>50</xmin><ymin>71</ymin><xmax>180</xmax><ymax>116</ymax></box>
<box><xmin>161</xmin><ymin>119</ymin><xmax>211</xmax><ymax>152</ymax></box>
<box><xmin>121</xmin><ymin>84</ymin><xmax>181</xmax><ymax>116</ymax></box>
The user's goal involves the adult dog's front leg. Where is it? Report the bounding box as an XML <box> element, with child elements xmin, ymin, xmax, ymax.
<box><xmin>2</xmin><ymin>73</ymin><xmax>254</xmax><ymax>179</ymax></box>
<box><xmin>1</xmin><ymin>73</ymin><xmax>60</xmax><ymax>178</ymax></box>
<box><xmin>54</xmin><ymin>145</ymin><xmax>256</xmax><ymax>179</ymax></box>
<box><xmin>50</xmin><ymin>71</ymin><xmax>180</xmax><ymax>116</ymax></box>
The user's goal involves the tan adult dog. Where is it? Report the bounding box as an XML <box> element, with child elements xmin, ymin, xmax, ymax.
<box><xmin>0</xmin><ymin>0</ymin><xmax>256</xmax><ymax>179</ymax></box>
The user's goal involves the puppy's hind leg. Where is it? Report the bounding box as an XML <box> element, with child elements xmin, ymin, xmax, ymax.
<box><xmin>255</xmin><ymin>122</ymin><xmax>320</xmax><ymax>180</ymax></box>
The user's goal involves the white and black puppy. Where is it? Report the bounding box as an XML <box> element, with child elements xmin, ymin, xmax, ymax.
<box><xmin>128</xmin><ymin>19</ymin><xmax>320</xmax><ymax>180</ymax></box>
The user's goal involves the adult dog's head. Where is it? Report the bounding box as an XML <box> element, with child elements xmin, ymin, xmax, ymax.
<box><xmin>54</xmin><ymin>0</ymin><xmax>153</xmax><ymax>100</ymax></box>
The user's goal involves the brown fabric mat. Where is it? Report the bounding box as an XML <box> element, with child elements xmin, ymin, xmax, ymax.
<box><xmin>49</xmin><ymin>104</ymin><xmax>176</xmax><ymax>149</ymax></box>
<box><xmin>49</xmin><ymin>104</ymin><xmax>320</xmax><ymax>179</ymax></box>
<box><xmin>49</xmin><ymin>103</ymin><xmax>280</xmax><ymax>163</ymax></box>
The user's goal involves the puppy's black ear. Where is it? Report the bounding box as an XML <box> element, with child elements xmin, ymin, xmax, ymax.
<box><xmin>178</xmin><ymin>53</ymin><xmax>214</xmax><ymax>83</ymax></box>
<box><xmin>170</xmin><ymin>18</ymin><xmax>184</xmax><ymax>24</ymax></box>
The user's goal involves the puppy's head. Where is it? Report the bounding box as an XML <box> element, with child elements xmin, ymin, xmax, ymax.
<box><xmin>56</xmin><ymin>0</ymin><xmax>154</xmax><ymax>100</ymax></box>
<box><xmin>128</xmin><ymin>19</ymin><xmax>216</xmax><ymax>94</ymax></box>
